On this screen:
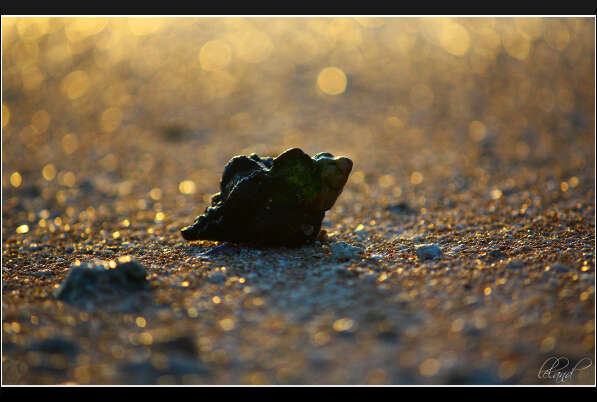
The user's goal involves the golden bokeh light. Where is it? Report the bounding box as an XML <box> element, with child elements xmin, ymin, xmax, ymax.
<box><xmin>474</xmin><ymin>26</ymin><xmax>502</xmax><ymax>59</ymax></box>
<box><xmin>199</xmin><ymin>40</ymin><xmax>232</xmax><ymax>71</ymax></box>
<box><xmin>410</xmin><ymin>171</ymin><xmax>424</xmax><ymax>185</ymax></box>
<box><xmin>42</xmin><ymin>164</ymin><xmax>56</xmax><ymax>181</ymax></box>
<box><xmin>439</xmin><ymin>21</ymin><xmax>471</xmax><ymax>56</ymax></box>
<box><xmin>10</xmin><ymin>172</ymin><xmax>22</xmax><ymax>187</ymax></box>
<box><xmin>354</xmin><ymin>17</ymin><xmax>386</xmax><ymax>29</ymax></box>
<box><xmin>219</xmin><ymin>317</ymin><xmax>236</xmax><ymax>331</ymax></box>
<box><xmin>154</xmin><ymin>212</ymin><xmax>165</xmax><ymax>223</ymax></box>
<box><xmin>149</xmin><ymin>188</ymin><xmax>163</xmax><ymax>200</ymax></box>
<box><xmin>31</xmin><ymin>110</ymin><xmax>51</xmax><ymax>133</ymax></box>
<box><xmin>127</xmin><ymin>19</ymin><xmax>163</xmax><ymax>36</ymax></box>
<box><xmin>228</xmin><ymin>28</ymin><xmax>273</xmax><ymax>63</ymax></box>
<box><xmin>515</xmin><ymin>18</ymin><xmax>544</xmax><ymax>40</ymax></box>
<box><xmin>64</xmin><ymin>18</ymin><xmax>108</xmax><ymax>42</ymax></box>
<box><xmin>21</xmin><ymin>65</ymin><xmax>45</xmax><ymax>91</ymax></box>
<box><xmin>328</xmin><ymin>18</ymin><xmax>363</xmax><ymax>47</ymax></box>
<box><xmin>61</xmin><ymin>70</ymin><xmax>89</xmax><ymax>100</ymax></box>
<box><xmin>16</xmin><ymin>18</ymin><xmax>51</xmax><ymax>41</ymax></box>
<box><xmin>317</xmin><ymin>67</ymin><xmax>347</xmax><ymax>95</ymax></box>
<box><xmin>419</xmin><ymin>358</ymin><xmax>441</xmax><ymax>377</ymax></box>
<box><xmin>16</xmin><ymin>224</ymin><xmax>30</xmax><ymax>234</ymax></box>
<box><xmin>469</xmin><ymin>121</ymin><xmax>487</xmax><ymax>142</ymax></box>
<box><xmin>332</xmin><ymin>318</ymin><xmax>354</xmax><ymax>332</ymax></box>
<box><xmin>384</xmin><ymin>116</ymin><xmax>405</xmax><ymax>132</ymax></box>
<box><xmin>544</xmin><ymin>20</ymin><xmax>570</xmax><ymax>51</ymax></box>
<box><xmin>100</xmin><ymin>107</ymin><xmax>123</xmax><ymax>133</ymax></box>
<box><xmin>58</xmin><ymin>171</ymin><xmax>76</xmax><ymax>187</ymax></box>
<box><xmin>179</xmin><ymin>180</ymin><xmax>197</xmax><ymax>195</ymax></box>
<box><xmin>502</xmin><ymin>30</ymin><xmax>531</xmax><ymax>60</ymax></box>
<box><xmin>422</xmin><ymin>19</ymin><xmax>470</xmax><ymax>56</ymax></box>
<box><xmin>2</xmin><ymin>103</ymin><xmax>10</xmax><ymax>127</ymax></box>
<box><xmin>61</xmin><ymin>133</ymin><xmax>79</xmax><ymax>154</ymax></box>
<box><xmin>378</xmin><ymin>174</ymin><xmax>396</xmax><ymax>188</ymax></box>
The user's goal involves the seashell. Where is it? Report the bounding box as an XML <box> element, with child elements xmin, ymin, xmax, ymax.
<box><xmin>181</xmin><ymin>148</ymin><xmax>352</xmax><ymax>246</ymax></box>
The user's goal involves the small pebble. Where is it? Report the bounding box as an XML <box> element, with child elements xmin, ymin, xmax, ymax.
<box><xmin>206</xmin><ymin>271</ymin><xmax>226</xmax><ymax>284</ymax></box>
<box><xmin>32</xmin><ymin>269</ymin><xmax>52</xmax><ymax>277</ymax></box>
<box><xmin>54</xmin><ymin>256</ymin><xmax>148</xmax><ymax>303</ymax></box>
<box><xmin>415</xmin><ymin>244</ymin><xmax>444</xmax><ymax>260</ymax></box>
<box><xmin>506</xmin><ymin>260</ymin><xmax>524</xmax><ymax>270</ymax></box>
<box><xmin>331</xmin><ymin>241</ymin><xmax>364</xmax><ymax>261</ymax></box>
<box><xmin>412</xmin><ymin>236</ymin><xmax>425</xmax><ymax>243</ymax></box>
<box><xmin>550</xmin><ymin>263</ymin><xmax>571</xmax><ymax>273</ymax></box>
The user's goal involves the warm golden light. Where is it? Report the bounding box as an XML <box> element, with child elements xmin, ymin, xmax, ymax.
<box><xmin>199</xmin><ymin>40</ymin><xmax>232</xmax><ymax>71</ymax></box>
<box><xmin>179</xmin><ymin>180</ymin><xmax>197</xmax><ymax>194</ymax></box>
<box><xmin>502</xmin><ymin>30</ymin><xmax>531</xmax><ymax>60</ymax></box>
<box><xmin>61</xmin><ymin>133</ymin><xmax>79</xmax><ymax>154</ymax></box>
<box><xmin>135</xmin><ymin>316</ymin><xmax>146</xmax><ymax>328</ymax></box>
<box><xmin>100</xmin><ymin>107</ymin><xmax>123</xmax><ymax>133</ymax></box>
<box><xmin>469</xmin><ymin>121</ymin><xmax>487</xmax><ymax>142</ymax></box>
<box><xmin>410</xmin><ymin>171</ymin><xmax>424</xmax><ymax>185</ymax></box>
<box><xmin>332</xmin><ymin>318</ymin><xmax>354</xmax><ymax>332</ymax></box>
<box><xmin>228</xmin><ymin>29</ymin><xmax>273</xmax><ymax>63</ymax></box>
<box><xmin>128</xmin><ymin>19</ymin><xmax>162</xmax><ymax>36</ymax></box>
<box><xmin>317</xmin><ymin>67</ymin><xmax>347</xmax><ymax>95</ymax></box>
<box><xmin>10</xmin><ymin>172</ymin><xmax>22</xmax><ymax>187</ymax></box>
<box><xmin>149</xmin><ymin>188</ymin><xmax>163</xmax><ymax>200</ymax></box>
<box><xmin>419</xmin><ymin>358</ymin><xmax>441</xmax><ymax>376</ymax></box>
<box><xmin>61</xmin><ymin>70</ymin><xmax>89</xmax><ymax>99</ymax></box>
<box><xmin>219</xmin><ymin>317</ymin><xmax>235</xmax><ymax>331</ymax></box>
<box><xmin>2</xmin><ymin>103</ymin><xmax>10</xmax><ymax>127</ymax></box>
<box><xmin>42</xmin><ymin>164</ymin><xmax>56</xmax><ymax>181</ymax></box>
<box><xmin>440</xmin><ymin>22</ymin><xmax>470</xmax><ymax>56</ymax></box>
<box><xmin>16</xmin><ymin>224</ymin><xmax>30</xmax><ymax>234</ymax></box>
<box><xmin>31</xmin><ymin>110</ymin><xmax>51</xmax><ymax>133</ymax></box>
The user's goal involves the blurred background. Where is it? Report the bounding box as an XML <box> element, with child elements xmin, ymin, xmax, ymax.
<box><xmin>3</xmin><ymin>17</ymin><xmax>594</xmax><ymax>220</ymax></box>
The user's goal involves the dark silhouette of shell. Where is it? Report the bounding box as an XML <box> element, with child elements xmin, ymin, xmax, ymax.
<box><xmin>180</xmin><ymin>148</ymin><xmax>352</xmax><ymax>246</ymax></box>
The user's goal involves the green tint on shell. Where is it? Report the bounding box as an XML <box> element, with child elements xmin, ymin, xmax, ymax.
<box><xmin>181</xmin><ymin>148</ymin><xmax>353</xmax><ymax>246</ymax></box>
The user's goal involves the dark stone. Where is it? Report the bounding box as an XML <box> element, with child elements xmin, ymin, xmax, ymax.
<box><xmin>485</xmin><ymin>249</ymin><xmax>507</xmax><ymax>261</ymax></box>
<box><xmin>506</xmin><ymin>260</ymin><xmax>524</xmax><ymax>270</ymax></box>
<box><xmin>119</xmin><ymin>356</ymin><xmax>208</xmax><ymax>384</ymax></box>
<box><xmin>159</xmin><ymin>122</ymin><xmax>196</xmax><ymax>142</ymax></box>
<box><xmin>415</xmin><ymin>244</ymin><xmax>444</xmax><ymax>260</ymax></box>
<box><xmin>151</xmin><ymin>335</ymin><xmax>199</xmax><ymax>357</ymax></box>
<box><xmin>2</xmin><ymin>340</ymin><xmax>19</xmax><ymax>353</ymax></box>
<box><xmin>199</xmin><ymin>243</ymin><xmax>239</xmax><ymax>257</ymax></box>
<box><xmin>29</xmin><ymin>336</ymin><xmax>80</xmax><ymax>357</ymax></box>
<box><xmin>375</xmin><ymin>322</ymin><xmax>400</xmax><ymax>343</ymax></box>
<box><xmin>551</xmin><ymin>263</ymin><xmax>572</xmax><ymax>273</ymax></box>
<box><xmin>385</xmin><ymin>202</ymin><xmax>416</xmax><ymax>215</ymax></box>
<box><xmin>54</xmin><ymin>256</ymin><xmax>148</xmax><ymax>303</ymax></box>
<box><xmin>78</xmin><ymin>180</ymin><xmax>95</xmax><ymax>192</ymax></box>
<box><xmin>181</xmin><ymin>148</ymin><xmax>352</xmax><ymax>246</ymax></box>
<box><xmin>445</xmin><ymin>367</ymin><xmax>503</xmax><ymax>385</ymax></box>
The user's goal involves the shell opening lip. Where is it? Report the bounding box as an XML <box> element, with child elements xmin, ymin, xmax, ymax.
<box><xmin>335</xmin><ymin>157</ymin><xmax>353</xmax><ymax>176</ymax></box>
